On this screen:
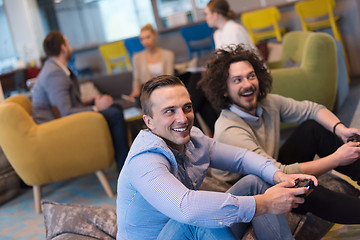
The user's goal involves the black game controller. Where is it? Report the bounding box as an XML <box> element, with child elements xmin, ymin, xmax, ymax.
<box><xmin>292</xmin><ymin>179</ymin><xmax>315</xmax><ymax>198</ymax></box>
<box><xmin>347</xmin><ymin>135</ymin><xmax>360</xmax><ymax>143</ymax></box>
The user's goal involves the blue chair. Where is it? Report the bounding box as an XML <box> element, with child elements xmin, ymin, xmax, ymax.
<box><xmin>68</xmin><ymin>54</ymin><xmax>93</xmax><ymax>77</ymax></box>
<box><xmin>124</xmin><ymin>37</ymin><xmax>145</xmax><ymax>62</ymax></box>
<box><xmin>180</xmin><ymin>23</ymin><xmax>215</xmax><ymax>60</ymax></box>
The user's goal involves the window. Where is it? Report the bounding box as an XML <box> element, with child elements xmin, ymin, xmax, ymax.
<box><xmin>37</xmin><ymin>0</ymin><xmax>156</xmax><ymax>49</ymax></box>
<box><xmin>156</xmin><ymin>0</ymin><xmax>193</xmax><ymax>28</ymax></box>
<box><xmin>0</xmin><ymin>0</ymin><xmax>17</xmax><ymax>73</ymax></box>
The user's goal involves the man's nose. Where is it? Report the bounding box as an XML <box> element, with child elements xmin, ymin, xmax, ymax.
<box><xmin>242</xmin><ymin>78</ymin><xmax>253</xmax><ymax>88</ymax></box>
<box><xmin>175</xmin><ymin>110</ymin><xmax>187</xmax><ymax>122</ymax></box>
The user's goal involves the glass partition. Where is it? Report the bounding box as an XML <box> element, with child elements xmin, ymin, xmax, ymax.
<box><xmin>37</xmin><ymin>0</ymin><xmax>156</xmax><ymax>49</ymax></box>
<box><xmin>0</xmin><ymin>0</ymin><xmax>17</xmax><ymax>73</ymax></box>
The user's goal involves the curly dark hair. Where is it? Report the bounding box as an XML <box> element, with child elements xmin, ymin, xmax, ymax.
<box><xmin>199</xmin><ymin>44</ymin><xmax>272</xmax><ymax>111</ymax></box>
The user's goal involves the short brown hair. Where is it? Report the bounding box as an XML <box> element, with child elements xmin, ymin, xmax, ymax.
<box><xmin>140</xmin><ymin>75</ymin><xmax>185</xmax><ymax>117</ymax></box>
<box><xmin>43</xmin><ymin>31</ymin><xmax>65</xmax><ymax>57</ymax></box>
<box><xmin>199</xmin><ymin>44</ymin><xmax>272</xmax><ymax>111</ymax></box>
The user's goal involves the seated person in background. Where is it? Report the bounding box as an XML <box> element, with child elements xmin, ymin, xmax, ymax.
<box><xmin>205</xmin><ymin>0</ymin><xmax>255</xmax><ymax>50</ymax></box>
<box><xmin>31</xmin><ymin>31</ymin><xmax>129</xmax><ymax>171</ymax></box>
<box><xmin>128</xmin><ymin>24</ymin><xmax>174</xmax><ymax>101</ymax></box>
<box><xmin>116</xmin><ymin>74</ymin><xmax>317</xmax><ymax>240</ymax></box>
<box><xmin>199</xmin><ymin>44</ymin><xmax>360</xmax><ymax>224</ymax></box>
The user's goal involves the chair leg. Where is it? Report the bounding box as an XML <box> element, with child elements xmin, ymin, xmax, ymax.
<box><xmin>95</xmin><ymin>170</ymin><xmax>114</xmax><ymax>197</ymax></box>
<box><xmin>33</xmin><ymin>185</ymin><xmax>42</xmax><ymax>214</ymax></box>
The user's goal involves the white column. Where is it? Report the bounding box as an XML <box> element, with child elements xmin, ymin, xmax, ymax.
<box><xmin>4</xmin><ymin>0</ymin><xmax>45</xmax><ymax>67</ymax></box>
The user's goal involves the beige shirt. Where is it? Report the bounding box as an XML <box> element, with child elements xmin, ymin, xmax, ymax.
<box><xmin>132</xmin><ymin>48</ymin><xmax>174</xmax><ymax>88</ymax></box>
<box><xmin>212</xmin><ymin>94</ymin><xmax>325</xmax><ymax>182</ymax></box>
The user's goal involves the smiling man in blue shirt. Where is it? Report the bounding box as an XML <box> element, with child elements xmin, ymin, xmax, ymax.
<box><xmin>116</xmin><ymin>75</ymin><xmax>316</xmax><ymax>240</ymax></box>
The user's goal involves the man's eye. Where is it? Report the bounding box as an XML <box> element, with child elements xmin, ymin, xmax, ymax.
<box><xmin>248</xmin><ymin>74</ymin><xmax>256</xmax><ymax>80</ymax></box>
<box><xmin>233</xmin><ymin>78</ymin><xmax>241</xmax><ymax>83</ymax></box>
<box><xmin>164</xmin><ymin>109</ymin><xmax>174</xmax><ymax>114</ymax></box>
<box><xmin>184</xmin><ymin>105</ymin><xmax>193</xmax><ymax>112</ymax></box>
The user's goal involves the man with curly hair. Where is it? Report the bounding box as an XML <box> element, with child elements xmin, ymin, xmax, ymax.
<box><xmin>199</xmin><ymin>44</ymin><xmax>360</xmax><ymax>224</ymax></box>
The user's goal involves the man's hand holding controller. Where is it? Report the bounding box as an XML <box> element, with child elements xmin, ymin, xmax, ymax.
<box><xmin>254</xmin><ymin>172</ymin><xmax>317</xmax><ymax>217</ymax></box>
<box><xmin>292</xmin><ymin>178</ymin><xmax>316</xmax><ymax>198</ymax></box>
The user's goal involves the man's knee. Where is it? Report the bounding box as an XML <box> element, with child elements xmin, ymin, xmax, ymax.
<box><xmin>226</xmin><ymin>175</ymin><xmax>270</xmax><ymax>196</ymax></box>
<box><xmin>100</xmin><ymin>105</ymin><xmax>124</xmax><ymax>123</ymax></box>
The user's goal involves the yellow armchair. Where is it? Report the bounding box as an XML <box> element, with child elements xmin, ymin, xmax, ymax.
<box><xmin>268</xmin><ymin>31</ymin><xmax>337</xmax><ymax>130</ymax></box>
<box><xmin>0</xmin><ymin>95</ymin><xmax>115</xmax><ymax>213</ymax></box>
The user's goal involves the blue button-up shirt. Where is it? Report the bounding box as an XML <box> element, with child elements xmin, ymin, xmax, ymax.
<box><xmin>116</xmin><ymin>127</ymin><xmax>279</xmax><ymax>240</ymax></box>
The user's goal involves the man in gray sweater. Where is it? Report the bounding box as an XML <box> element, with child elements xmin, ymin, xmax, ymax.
<box><xmin>199</xmin><ymin>44</ymin><xmax>360</xmax><ymax>224</ymax></box>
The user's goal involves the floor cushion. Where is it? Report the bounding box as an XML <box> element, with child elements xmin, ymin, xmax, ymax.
<box><xmin>42</xmin><ymin>173</ymin><xmax>360</xmax><ymax>240</ymax></box>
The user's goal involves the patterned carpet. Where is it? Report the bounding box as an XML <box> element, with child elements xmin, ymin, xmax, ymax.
<box><xmin>0</xmin><ymin>167</ymin><xmax>118</xmax><ymax>239</ymax></box>
<box><xmin>0</xmin><ymin>79</ymin><xmax>359</xmax><ymax>239</ymax></box>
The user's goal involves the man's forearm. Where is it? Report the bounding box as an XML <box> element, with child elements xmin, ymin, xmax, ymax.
<box><xmin>299</xmin><ymin>155</ymin><xmax>339</xmax><ymax>177</ymax></box>
<box><xmin>316</xmin><ymin>108</ymin><xmax>341</xmax><ymax>133</ymax></box>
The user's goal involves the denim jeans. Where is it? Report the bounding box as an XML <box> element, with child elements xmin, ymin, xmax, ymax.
<box><xmin>100</xmin><ymin>104</ymin><xmax>129</xmax><ymax>171</ymax></box>
<box><xmin>157</xmin><ymin>175</ymin><xmax>294</xmax><ymax>240</ymax></box>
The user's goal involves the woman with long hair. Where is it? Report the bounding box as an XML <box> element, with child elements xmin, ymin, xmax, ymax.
<box><xmin>205</xmin><ymin>0</ymin><xmax>255</xmax><ymax>50</ymax></box>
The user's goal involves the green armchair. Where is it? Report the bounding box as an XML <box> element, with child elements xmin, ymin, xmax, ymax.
<box><xmin>0</xmin><ymin>95</ymin><xmax>115</xmax><ymax>213</ymax></box>
<box><xmin>268</xmin><ymin>31</ymin><xmax>337</xmax><ymax>111</ymax></box>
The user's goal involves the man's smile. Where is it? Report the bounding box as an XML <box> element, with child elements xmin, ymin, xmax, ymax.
<box><xmin>172</xmin><ymin>127</ymin><xmax>188</xmax><ymax>132</ymax></box>
<box><xmin>239</xmin><ymin>86</ymin><xmax>256</xmax><ymax>98</ymax></box>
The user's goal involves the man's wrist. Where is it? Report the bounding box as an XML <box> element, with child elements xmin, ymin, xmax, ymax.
<box><xmin>272</xmin><ymin>171</ymin><xmax>283</xmax><ymax>185</ymax></box>
<box><xmin>253</xmin><ymin>195</ymin><xmax>268</xmax><ymax>217</ymax></box>
<box><xmin>333</xmin><ymin>121</ymin><xmax>344</xmax><ymax>135</ymax></box>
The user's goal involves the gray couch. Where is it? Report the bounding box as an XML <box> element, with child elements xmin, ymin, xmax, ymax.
<box><xmin>83</xmin><ymin>72</ymin><xmax>133</xmax><ymax>100</ymax></box>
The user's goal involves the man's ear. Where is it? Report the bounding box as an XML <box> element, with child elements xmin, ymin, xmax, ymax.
<box><xmin>224</xmin><ymin>91</ymin><xmax>228</xmax><ymax>97</ymax></box>
<box><xmin>60</xmin><ymin>44</ymin><xmax>66</xmax><ymax>54</ymax></box>
<box><xmin>143</xmin><ymin>114</ymin><xmax>153</xmax><ymax>130</ymax></box>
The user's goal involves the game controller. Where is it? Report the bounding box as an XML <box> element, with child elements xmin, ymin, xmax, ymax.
<box><xmin>292</xmin><ymin>179</ymin><xmax>315</xmax><ymax>198</ymax></box>
<box><xmin>347</xmin><ymin>134</ymin><xmax>360</xmax><ymax>143</ymax></box>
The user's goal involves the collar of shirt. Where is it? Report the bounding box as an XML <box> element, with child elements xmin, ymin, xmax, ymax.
<box><xmin>169</xmin><ymin>139</ymin><xmax>195</xmax><ymax>164</ymax></box>
<box><xmin>52</xmin><ymin>58</ymin><xmax>71</xmax><ymax>77</ymax></box>
<box><xmin>229</xmin><ymin>104</ymin><xmax>263</xmax><ymax>122</ymax></box>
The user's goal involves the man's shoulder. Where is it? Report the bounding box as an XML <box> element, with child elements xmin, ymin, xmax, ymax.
<box><xmin>218</xmin><ymin>109</ymin><xmax>243</xmax><ymax>122</ymax></box>
<box><xmin>215</xmin><ymin>109</ymin><xmax>247</xmax><ymax>131</ymax></box>
<box><xmin>259</xmin><ymin>94</ymin><xmax>285</xmax><ymax>108</ymax></box>
<box><xmin>128</xmin><ymin>130</ymin><xmax>174</xmax><ymax>160</ymax></box>
<box><xmin>38</xmin><ymin>59</ymin><xmax>64</xmax><ymax>81</ymax></box>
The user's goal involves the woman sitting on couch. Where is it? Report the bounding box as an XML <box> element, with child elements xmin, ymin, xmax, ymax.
<box><xmin>128</xmin><ymin>24</ymin><xmax>175</xmax><ymax>101</ymax></box>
